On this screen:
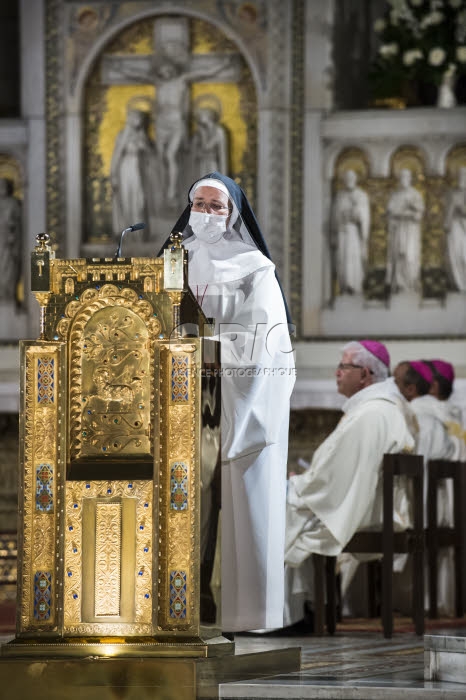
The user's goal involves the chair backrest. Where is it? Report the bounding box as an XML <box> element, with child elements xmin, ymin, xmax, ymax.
<box><xmin>426</xmin><ymin>459</ymin><xmax>466</xmax><ymax>618</ymax></box>
<box><xmin>427</xmin><ymin>459</ymin><xmax>466</xmax><ymax>533</ymax></box>
<box><xmin>344</xmin><ymin>453</ymin><xmax>423</xmax><ymax>554</ymax></box>
<box><xmin>334</xmin><ymin>453</ymin><xmax>425</xmax><ymax>637</ymax></box>
<box><xmin>383</xmin><ymin>452</ymin><xmax>424</xmax><ymax>535</ymax></box>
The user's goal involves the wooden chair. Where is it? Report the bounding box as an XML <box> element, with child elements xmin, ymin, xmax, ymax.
<box><xmin>314</xmin><ymin>453</ymin><xmax>424</xmax><ymax>638</ymax></box>
<box><xmin>427</xmin><ymin>459</ymin><xmax>466</xmax><ymax>619</ymax></box>
<box><xmin>312</xmin><ymin>553</ymin><xmax>337</xmax><ymax>636</ymax></box>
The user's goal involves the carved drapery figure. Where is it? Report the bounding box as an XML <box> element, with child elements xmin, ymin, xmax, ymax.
<box><xmin>445</xmin><ymin>166</ymin><xmax>466</xmax><ymax>291</ymax></box>
<box><xmin>386</xmin><ymin>168</ymin><xmax>424</xmax><ymax>293</ymax></box>
<box><xmin>114</xmin><ymin>54</ymin><xmax>231</xmax><ymax>207</ymax></box>
<box><xmin>110</xmin><ymin>109</ymin><xmax>154</xmax><ymax>240</ymax></box>
<box><xmin>437</xmin><ymin>63</ymin><xmax>457</xmax><ymax>109</ymax></box>
<box><xmin>97</xmin><ymin>15</ymin><xmax>243</xmax><ymax>245</ymax></box>
<box><xmin>151</xmin><ymin>56</ymin><xmax>230</xmax><ymax>204</ymax></box>
<box><xmin>191</xmin><ymin>106</ymin><xmax>228</xmax><ymax>178</ymax></box>
<box><xmin>0</xmin><ymin>177</ymin><xmax>21</xmax><ymax>301</ymax></box>
<box><xmin>330</xmin><ymin>170</ymin><xmax>370</xmax><ymax>295</ymax></box>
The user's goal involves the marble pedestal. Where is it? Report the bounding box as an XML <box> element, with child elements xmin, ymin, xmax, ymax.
<box><xmin>425</xmin><ymin>633</ymin><xmax>466</xmax><ymax>684</ymax></box>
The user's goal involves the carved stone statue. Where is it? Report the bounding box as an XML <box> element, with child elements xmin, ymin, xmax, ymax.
<box><xmin>151</xmin><ymin>56</ymin><xmax>231</xmax><ymax>204</ymax></box>
<box><xmin>330</xmin><ymin>169</ymin><xmax>370</xmax><ymax>295</ymax></box>
<box><xmin>437</xmin><ymin>63</ymin><xmax>457</xmax><ymax>109</ymax></box>
<box><xmin>445</xmin><ymin>165</ymin><xmax>466</xmax><ymax>291</ymax></box>
<box><xmin>191</xmin><ymin>106</ymin><xmax>228</xmax><ymax>178</ymax></box>
<box><xmin>0</xmin><ymin>177</ymin><xmax>22</xmax><ymax>301</ymax></box>
<box><xmin>101</xmin><ymin>16</ymin><xmax>240</xmax><ymax>213</ymax></box>
<box><xmin>110</xmin><ymin>109</ymin><xmax>154</xmax><ymax>240</ymax></box>
<box><xmin>386</xmin><ymin>168</ymin><xmax>424</xmax><ymax>294</ymax></box>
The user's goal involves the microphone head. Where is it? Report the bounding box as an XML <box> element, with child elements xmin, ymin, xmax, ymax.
<box><xmin>131</xmin><ymin>222</ymin><xmax>145</xmax><ymax>231</ymax></box>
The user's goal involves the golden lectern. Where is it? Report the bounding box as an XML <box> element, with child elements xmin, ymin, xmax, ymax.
<box><xmin>1</xmin><ymin>234</ymin><xmax>299</xmax><ymax>698</ymax></box>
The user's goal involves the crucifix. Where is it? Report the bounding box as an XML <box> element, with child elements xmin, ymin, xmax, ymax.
<box><xmin>102</xmin><ymin>17</ymin><xmax>241</xmax><ymax>205</ymax></box>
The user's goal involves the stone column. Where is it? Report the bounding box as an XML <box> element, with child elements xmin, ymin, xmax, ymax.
<box><xmin>21</xmin><ymin>0</ymin><xmax>46</xmax><ymax>339</ymax></box>
<box><xmin>302</xmin><ymin>0</ymin><xmax>335</xmax><ymax>335</ymax></box>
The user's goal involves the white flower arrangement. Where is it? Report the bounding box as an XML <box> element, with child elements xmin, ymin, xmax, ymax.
<box><xmin>428</xmin><ymin>47</ymin><xmax>447</xmax><ymax>65</ymax></box>
<box><xmin>403</xmin><ymin>49</ymin><xmax>423</xmax><ymax>66</ymax></box>
<box><xmin>379</xmin><ymin>42</ymin><xmax>400</xmax><ymax>58</ymax></box>
<box><xmin>374</xmin><ymin>19</ymin><xmax>386</xmax><ymax>33</ymax></box>
<box><xmin>370</xmin><ymin>0</ymin><xmax>466</xmax><ymax>102</ymax></box>
<box><xmin>420</xmin><ymin>11</ymin><xmax>444</xmax><ymax>29</ymax></box>
<box><xmin>457</xmin><ymin>46</ymin><xmax>466</xmax><ymax>63</ymax></box>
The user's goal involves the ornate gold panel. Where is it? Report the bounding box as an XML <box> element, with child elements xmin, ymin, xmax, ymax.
<box><xmin>79</xmin><ymin>306</ymin><xmax>151</xmax><ymax>458</ymax></box>
<box><xmin>17</xmin><ymin>249</ymin><xmax>220</xmax><ymax>649</ymax></box>
<box><xmin>64</xmin><ymin>480</ymin><xmax>151</xmax><ymax>635</ymax></box>
<box><xmin>157</xmin><ymin>342</ymin><xmax>200</xmax><ymax>632</ymax></box>
<box><xmin>94</xmin><ymin>502</ymin><xmax>122</xmax><ymax>617</ymax></box>
<box><xmin>18</xmin><ymin>342</ymin><xmax>65</xmax><ymax>633</ymax></box>
<box><xmin>59</xmin><ymin>283</ymin><xmax>160</xmax><ymax>461</ymax></box>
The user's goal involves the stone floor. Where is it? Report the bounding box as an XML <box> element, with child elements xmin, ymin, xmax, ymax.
<box><xmin>1</xmin><ymin>630</ymin><xmax>465</xmax><ymax>699</ymax></box>
<box><xmin>220</xmin><ymin>630</ymin><xmax>466</xmax><ymax>699</ymax></box>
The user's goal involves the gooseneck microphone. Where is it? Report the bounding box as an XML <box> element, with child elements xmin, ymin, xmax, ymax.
<box><xmin>115</xmin><ymin>222</ymin><xmax>146</xmax><ymax>258</ymax></box>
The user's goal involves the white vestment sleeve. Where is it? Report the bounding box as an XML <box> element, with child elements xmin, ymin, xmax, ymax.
<box><xmin>286</xmin><ymin>399</ymin><xmax>413</xmax><ymax>563</ymax></box>
<box><xmin>219</xmin><ymin>266</ymin><xmax>295</xmax><ymax>461</ymax></box>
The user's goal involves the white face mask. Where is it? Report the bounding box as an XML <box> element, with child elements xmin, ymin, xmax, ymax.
<box><xmin>189</xmin><ymin>210</ymin><xmax>227</xmax><ymax>243</ymax></box>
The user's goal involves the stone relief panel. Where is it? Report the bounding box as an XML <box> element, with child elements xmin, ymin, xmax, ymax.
<box><xmin>82</xmin><ymin>13</ymin><xmax>256</xmax><ymax>254</ymax></box>
<box><xmin>47</xmin><ymin>0</ymin><xmax>293</xmax><ymax>291</ymax></box>
<box><xmin>317</xmin><ymin>121</ymin><xmax>466</xmax><ymax>337</ymax></box>
<box><xmin>66</xmin><ymin>4</ymin><xmax>117</xmax><ymax>94</ymax></box>
<box><xmin>328</xmin><ymin>144</ymin><xmax>466</xmax><ymax>307</ymax></box>
<box><xmin>445</xmin><ymin>145</ymin><xmax>466</xmax><ymax>294</ymax></box>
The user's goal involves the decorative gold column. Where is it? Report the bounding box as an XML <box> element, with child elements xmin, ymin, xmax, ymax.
<box><xmin>17</xmin><ymin>341</ymin><xmax>66</xmax><ymax>636</ymax></box>
<box><xmin>157</xmin><ymin>340</ymin><xmax>200</xmax><ymax>636</ymax></box>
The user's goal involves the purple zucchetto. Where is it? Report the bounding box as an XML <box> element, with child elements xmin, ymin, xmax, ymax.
<box><xmin>409</xmin><ymin>361</ymin><xmax>433</xmax><ymax>385</ymax></box>
<box><xmin>359</xmin><ymin>340</ymin><xmax>390</xmax><ymax>368</ymax></box>
<box><xmin>430</xmin><ymin>359</ymin><xmax>455</xmax><ymax>383</ymax></box>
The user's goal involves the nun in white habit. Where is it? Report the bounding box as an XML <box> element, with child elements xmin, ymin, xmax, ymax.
<box><xmin>160</xmin><ymin>172</ymin><xmax>295</xmax><ymax>631</ymax></box>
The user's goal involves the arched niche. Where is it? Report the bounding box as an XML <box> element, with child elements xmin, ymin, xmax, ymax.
<box><xmin>332</xmin><ymin>147</ymin><xmax>371</xmax><ymax>183</ymax></box>
<box><xmin>389</xmin><ymin>145</ymin><xmax>426</xmax><ymax>184</ymax></box>
<box><xmin>80</xmin><ymin>14</ymin><xmax>257</xmax><ymax>255</ymax></box>
<box><xmin>445</xmin><ymin>143</ymin><xmax>466</xmax><ymax>184</ymax></box>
